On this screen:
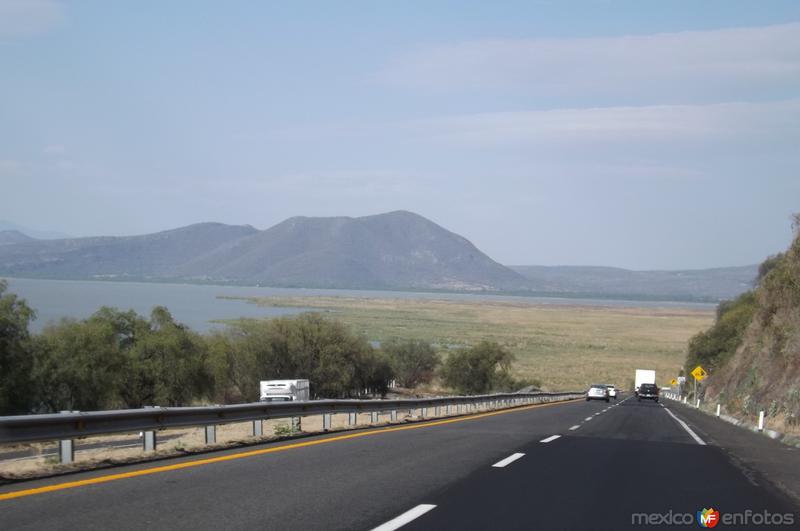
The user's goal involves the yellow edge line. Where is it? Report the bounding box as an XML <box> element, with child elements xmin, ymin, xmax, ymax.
<box><xmin>0</xmin><ymin>398</ymin><xmax>580</xmax><ymax>501</ymax></box>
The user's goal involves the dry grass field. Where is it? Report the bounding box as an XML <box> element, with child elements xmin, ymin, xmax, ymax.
<box><xmin>236</xmin><ymin>296</ymin><xmax>714</xmax><ymax>392</ymax></box>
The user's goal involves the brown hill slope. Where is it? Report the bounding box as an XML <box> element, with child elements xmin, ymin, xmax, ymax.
<box><xmin>700</xmin><ymin>215</ymin><xmax>800</xmax><ymax>431</ymax></box>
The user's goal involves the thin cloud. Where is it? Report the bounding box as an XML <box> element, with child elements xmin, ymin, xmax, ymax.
<box><xmin>0</xmin><ymin>0</ymin><xmax>63</xmax><ymax>37</ymax></box>
<box><xmin>406</xmin><ymin>100</ymin><xmax>800</xmax><ymax>148</ymax></box>
<box><xmin>379</xmin><ymin>23</ymin><xmax>800</xmax><ymax>103</ymax></box>
<box><xmin>43</xmin><ymin>144</ymin><xmax>66</xmax><ymax>155</ymax></box>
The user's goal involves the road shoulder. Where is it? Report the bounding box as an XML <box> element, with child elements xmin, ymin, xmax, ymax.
<box><xmin>664</xmin><ymin>400</ymin><xmax>800</xmax><ymax>507</ymax></box>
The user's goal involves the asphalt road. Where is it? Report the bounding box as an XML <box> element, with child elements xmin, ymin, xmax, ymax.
<box><xmin>1</xmin><ymin>396</ymin><xmax>797</xmax><ymax>530</ymax></box>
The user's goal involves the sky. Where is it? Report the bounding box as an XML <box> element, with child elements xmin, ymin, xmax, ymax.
<box><xmin>1</xmin><ymin>1</ymin><xmax>799</xmax><ymax>270</ymax></box>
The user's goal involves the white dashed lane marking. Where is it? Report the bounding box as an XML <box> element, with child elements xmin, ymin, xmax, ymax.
<box><xmin>372</xmin><ymin>504</ymin><xmax>437</xmax><ymax>531</ymax></box>
<box><xmin>492</xmin><ymin>453</ymin><xmax>525</xmax><ymax>468</ymax></box>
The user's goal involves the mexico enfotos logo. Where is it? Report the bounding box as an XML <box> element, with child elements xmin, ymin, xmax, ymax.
<box><xmin>631</xmin><ymin>508</ymin><xmax>795</xmax><ymax>526</ymax></box>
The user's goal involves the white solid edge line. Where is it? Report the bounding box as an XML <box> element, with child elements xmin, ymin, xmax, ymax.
<box><xmin>540</xmin><ymin>435</ymin><xmax>561</xmax><ymax>443</ymax></box>
<box><xmin>492</xmin><ymin>452</ymin><xmax>526</xmax><ymax>467</ymax></box>
<box><xmin>663</xmin><ymin>407</ymin><xmax>706</xmax><ymax>445</ymax></box>
<box><xmin>569</xmin><ymin>425</ymin><xmax>580</xmax><ymax>430</ymax></box>
<box><xmin>372</xmin><ymin>504</ymin><xmax>437</xmax><ymax>531</ymax></box>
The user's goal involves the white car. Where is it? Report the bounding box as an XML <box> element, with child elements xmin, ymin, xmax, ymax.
<box><xmin>605</xmin><ymin>385</ymin><xmax>617</xmax><ymax>400</ymax></box>
<box><xmin>586</xmin><ymin>384</ymin><xmax>610</xmax><ymax>402</ymax></box>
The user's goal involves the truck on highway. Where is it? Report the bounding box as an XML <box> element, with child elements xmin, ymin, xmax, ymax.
<box><xmin>259</xmin><ymin>379</ymin><xmax>310</xmax><ymax>402</ymax></box>
<box><xmin>634</xmin><ymin>369</ymin><xmax>656</xmax><ymax>397</ymax></box>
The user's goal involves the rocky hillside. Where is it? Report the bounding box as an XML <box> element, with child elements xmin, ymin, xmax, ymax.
<box><xmin>690</xmin><ymin>216</ymin><xmax>800</xmax><ymax>431</ymax></box>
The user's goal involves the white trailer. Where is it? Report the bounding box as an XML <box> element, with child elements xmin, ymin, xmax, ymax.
<box><xmin>634</xmin><ymin>369</ymin><xmax>656</xmax><ymax>396</ymax></box>
<box><xmin>259</xmin><ymin>379</ymin><xmax>310</xmax><ymax>402</ymax></box>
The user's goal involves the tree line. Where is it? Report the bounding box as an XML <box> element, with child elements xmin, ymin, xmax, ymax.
<box><xmin>0</xmin><ymin>280</ymin><xmax>533</xmax><ymax>415</ymax></box>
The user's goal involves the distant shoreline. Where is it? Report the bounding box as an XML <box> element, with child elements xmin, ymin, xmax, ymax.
<box><xmin>2</xmin><ymin>275</ymin><xmax>718</xmax><ymax>309</ymax></box>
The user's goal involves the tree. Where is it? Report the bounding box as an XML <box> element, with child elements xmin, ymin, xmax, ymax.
<box><xmin>213</xmin><ymin>313</ymin><xmax>394</xmax><ymax>400</ymax></box>
<box><xmin>30</xmin><ymin>306</ymin><xmax>212</xmax><ymax>411</ymax></box>
<box><xmin>122</xmin><ymin>307</ymin><xmax>211</xmax><ymax>407</ymax></box>
<box><xmin>440</xmin><ymin>341</ymin><xmax>515</xmax><ymax>395</ymax></box>
<box><xmin>354</xmin><ymin>348</ymin><xmax>393</xmax><ymax>398</ymax></box>
<box><xmin>32</xmin><ymin>314</ymin><xmax>127</xmax><ymax>412</ymax></box>
<box><xmin>382</xmin><ymin>339</ymin><xmax>439</xmax><ymax>388</ymax></box>
<box><xmin>0</xmin><ymin>280</ymin><xmax>36</xmax><ymax>414</ymax></box>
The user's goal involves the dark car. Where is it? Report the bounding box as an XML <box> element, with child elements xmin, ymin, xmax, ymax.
<box><xmin>637</xmin><ymin>383</ymin><xmax>659</xmax><ymax>402</ymax></box>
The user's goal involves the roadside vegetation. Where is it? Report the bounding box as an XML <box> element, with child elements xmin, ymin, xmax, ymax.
<box><xmin>227</xmin><ymin>295</ymin><xmax>712</xmax><ymax>391</ymax></box>
<box><xmin>685</xmin><ymin>214</ymin><xmax>800</xmax><ymax>431</ymax></box>
<box><xmin>1</xmin><ymin>280</ymin><xmax>541</xmax><ymax>415</ymax></box>
<box><xmin>1</xmin><ymin>273</ymin><xmax>716</xmax><ymax>415</ymax></box>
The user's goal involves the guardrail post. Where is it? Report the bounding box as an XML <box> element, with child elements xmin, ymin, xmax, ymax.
<box><xmin>371</xmin><ymin>411</ymin><xmax>379</xmax><ymax>424</ymax></box>
<box><xmin>390</xmin><ymin>410</ymin><xmax>397</xmax><ymax>422</ymax></box>
<box><xmin>252</xmin><ymin>420</ymin><xmax>263</xmax><ymax>437</ymax></box>
<box><xmin>758</xmin><ymin>410</ymin><xmax>765</xmax><ymax>431</ymax></box>
<box><xmin>323</xmin><ymin>413</ymin><xmax>332</xmax><ymax>431</ymax></box>
<box><xmin>421</xmin><ymin>407</ymin><xmax>427</xmax><ymax>418</ymax></box>
<box><xmin>58</xmin><ymin>410</ymin><xmax>75</xmax><ymax>464</ymax></box>
<box><xmin>143</xmin><ymin>430</ymin><xmax>157</xmax><ymax>452</ymax></box>
<box><xmin>205</xmin><ymin>425</ymin><xmax>216</xmax><ymax>444</ymax></box>
<box><xmin>58</xmin><ymin>438</ymin><xmax>74</xmax><ymax>464</ymax></box>
<box><xmin>716</xmin><ymin>404</ymin><xmax>721</xmax><ymax>417</ymax></box>
<box><xmin>141</xmin><ymin>406</ymin><xmax>157</xmax><ymax>451</ymax></box>
<box><xmin>348</xmin><ymin>412</ymin><xmax>357</xmax><ymax>425</ymax></box>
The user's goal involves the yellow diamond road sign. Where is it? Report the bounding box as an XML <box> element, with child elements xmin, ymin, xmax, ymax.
<box><xmin>670</xmin><ymin>378</ymin><xmax>678</xmax><ymax>385</ymax></box>
<box><xmin>691</xmin><ymin>366</ymin><xmax>707</xmax><ymax>381</ymax></box>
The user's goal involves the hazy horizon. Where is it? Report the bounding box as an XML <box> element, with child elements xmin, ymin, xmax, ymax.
<box><xmin>2</xmin><ymin>1</ymin><xmax>798</xmax><ymax>270</ymax></box>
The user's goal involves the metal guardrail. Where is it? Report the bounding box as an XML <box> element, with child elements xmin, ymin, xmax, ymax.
<box><xmin>0</xmin><ymin>392</ymin><xmax>582</xmax><ymax>446</ymax></box>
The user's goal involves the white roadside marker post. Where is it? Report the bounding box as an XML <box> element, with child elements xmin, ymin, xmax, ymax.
<box><xmin>758</xmin><ymin>410</ymin><xmax>765</xmax><ymax>431</ymax></box>
<box><xmin>205</xmin><ymin>425</ymin><xmax>216</xmax><ymax>444</ymax></box>
<box><xmin>716</xmin><ymin>404</ymin><xmax>721</xmax><ymax>417</ymax></box>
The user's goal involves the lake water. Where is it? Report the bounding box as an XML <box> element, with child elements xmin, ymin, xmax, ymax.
<box><xmin>3</xmin><ymin>277</ymin><xmax>715</xmax><ymax>333</ymax></box>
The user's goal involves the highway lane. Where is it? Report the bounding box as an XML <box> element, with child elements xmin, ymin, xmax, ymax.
<box><xmin>401</xmin><ymin>399</ymin><xmax>799</xmax><ymax>530</ymax></box>
<box><xmin>0</xmin><ymin>398</ymin><xmax>601</xmax><ymax>530</ymax></box>
<box><xmin>1</xmin><ymin>396</ymin><xmax>797</xmax><ymax>530</ymax></box>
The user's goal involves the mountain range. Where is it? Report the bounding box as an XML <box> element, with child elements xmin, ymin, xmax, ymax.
<box><xmin>0</xmin><ymin>211</ymin><xmax>527</xmax><ymax>292</ymax></box>
<box><xmin>0</xmin><ymin>211</ymin><xmax>757</xmax><ymax>300</ymax></box>
<box><xmin>510</xmin><ymin>264</ymin><xmax>757</xmax><ymax>301</ymax></box>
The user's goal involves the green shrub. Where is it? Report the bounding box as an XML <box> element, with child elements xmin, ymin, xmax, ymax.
<box><xmin>440</xmin><ymin>341</ymin><xmax>516</xmax><ymax>395</ymax></box>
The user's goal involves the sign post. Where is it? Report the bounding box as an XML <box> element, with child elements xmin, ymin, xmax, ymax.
<box><xmin>691</xmin><ymin>366</ymin><xmax>707</xmax><ymax>402</ymax></box>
